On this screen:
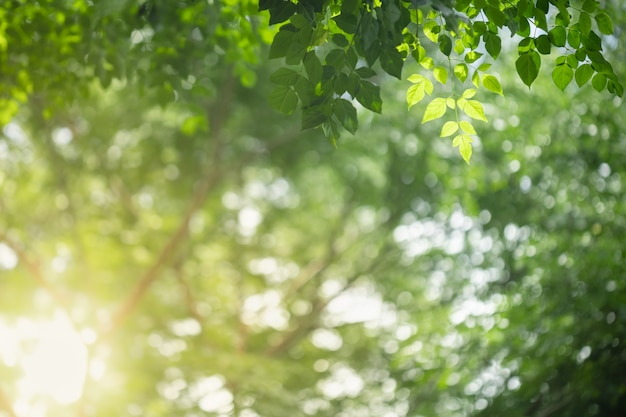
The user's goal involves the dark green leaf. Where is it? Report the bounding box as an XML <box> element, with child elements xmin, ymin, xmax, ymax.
<box><xmin>269</xmin><ymin>85</ymin><xmax>298</xmax><ymax>114</ymax></box>
<box><xmin>302</xmin><ymin>104</ymin><xmax>329</xmax><ymax>129</ymax></box>
<box><xmin>303</xmin><ymin>52</ymin><xmax>323</xmax><ymax>83</ymax></box>
<box><xmin>439</xmin><ymin>34</ymin><xmax>453</xmax><ymax>56</ymax></box>
<box><xmin>333</xmin><ymin>13</ymin><xmax>358</xmax><ymax>34</ymax></box>
<box><xmin>583</xmin><ymin>30</ymin><xmax>602</xmax><ymax>52</ymax></box>
<box><xmin>269</xmin><ymin>68</ymin><xmax>300</xmax><ymax>85</ymax></box>
<box><xmin>333</xmin><ymin>98</ymin><xmax>358</xmax><ymax>134</ymax></box>
<box><xmin>269</xmin><ymin>29</ymin><xmax>294</xmax><ymax>59</ymax></box>
<box><xmin>380</xmin><ymin>48</ymin><xmax>404</xmax><ymax>79</ymax></box>
<box><xmin>356</xmin><ymin>80</ymin><xmax>382</xmax><ymax>113</ymax></box>
<box><xmin>269</xmin><ymin>1</ymin><xmax>297</xmax><ymax>25</ymax></box>
<box><xmin>355</xmin><ymin>67</ymin><xmax>376</xmax><ymax>78</ymax></box>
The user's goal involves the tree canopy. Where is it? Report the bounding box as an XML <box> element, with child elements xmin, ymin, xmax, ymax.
<box><xmin>1</xmin><ymin>2</ymin><xmax>626</xmax><ymax>417</ymax></box>
<box><xmin>0</xmin><ymin>0</ymin><xmax>623</xmax><ymax>161</ymax></box>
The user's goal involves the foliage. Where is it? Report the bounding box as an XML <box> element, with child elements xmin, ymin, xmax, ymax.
<box><xmin>261</xmin><ymin>0</ymin><xmax>624</xmax><ymax>160</ymax></box>
<box><xmin>1</xmin><ymin>2</ymin><xmax>626</xmax><ymax>417</ymax></box>
<box><xmin>0</xmin><ymin>0</ymin><xmax>623</xmax><ymax>163</ymax></box>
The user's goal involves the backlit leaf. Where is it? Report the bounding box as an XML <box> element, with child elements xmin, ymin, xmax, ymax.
<box><xmin>433</xmin><ymin>67</ymin><xmax>448</xmax><ymax>85</ymax></box>
<box><xmin>422</xmin><ymin>97</ymin><xmax>447</xmax><ymax>123</ymax></box>
<box><xmin>454</xmin><ymin>63</ymin><xmax>468</xmax><ymax>82</ymax></box>
<box><xmin>461</xmin><ymin>100</ymin><xmax>487</xmax><ymax>122</ymax></box>
<box><xmin>482</xmin><ymin>74</ymin><xmax>503</xmax><ymax>95</ymax></box>
<box><xmin>440</xmin><ymin>121</ymin><xmax>459</xmax><ymax>137</ymax></box>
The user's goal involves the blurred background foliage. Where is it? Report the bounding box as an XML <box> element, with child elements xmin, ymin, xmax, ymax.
<box><xmin>1</xmin><ymin>1</ymin><xmax>625</xmax><ymax>417</ymax></box>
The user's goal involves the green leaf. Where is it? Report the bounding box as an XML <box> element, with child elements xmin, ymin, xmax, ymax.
<box><xmin>407</xmin><ymin>73</ymin><xmax>425</xmax><ymax>84</ymax></box>
<box><xmin>582</xmin><ymin>0</ymin><xmax>598</xmax><ymax>13</ymax></box>
<box><xmin>462</xmin><ymin>88</ymin><xmax>477</xmax><ymax>99</ymax></box>
<box><xmin>302</xmin><ymin>105</ymin><xmax>328</xmax><ymax>129</ymax></box>
<box><xmin>355</xmin><ymin>67</ymin><xmax>377</xmax><ymax>78</ymax></box>
<box><xmin>420</xmin><ymin>57</ymin><xmax>434</xmax><ymax>69</ymax></box>
<box><xmin>591</xmin><ymin>73</ymin><xmax>606</xmax><ymax>91</ymax></box>
<box><xmin>269</xmin><ymin>85</ymin><xmax>298</xmax><ymax>114</ymax></box>
<box><xmin>461</xmin><ymin>100</ymin><xmax>487</xmax><ymax>122</ymax></box>
<box><xmin>303</xmin><ymin>52</ymin><xmax>323</xmax><ymax>83</ymax></box>
<box><xmin>380</xmin><ymin>48</ymin><xmax>404</xmax><ymax>79</ymax></box>
<box><xmin>356</xmin><ymin>80</ymin><xmax>382</xmax><ymax>113</ymax></box>
<box><xmin>552</xmin><ymin>64</ymin><xmax>573</xmax><ymax>91</ymax></box>
<box><xmin>333</xmin><ymin>98</ymin><xmax>358</xmax><ymax>134</ymax></box>
<box><xmin>465</xmin><ymin>51</ymin><xmax>483</xmax><ymax>63</ymax></box>
<box><xmin>440</xmin><ymin>121</ymin><xmax>459</xmax><ymax>137</ymax></box>
<box><xmin>446</xmin><ymin>97</ymin><xmax>456</xmax><ymax>109</ymax></box>
<box><xmin>535</xmin><ymin>34</ymin><xmax>551</xmax><ymax>54</ymax></box>
<box><xmin>439</xmin><ymin>34</ymin><xmax>452</xmax><ymax>56</ymax></box>
<box><xmin>575</xmin><ymin>64</ymin><xmax>594</xmax><ymax>86</ymax></box>
<box><xmin>584</xmin><ymin>30</ymin><xmax>602</xmax><ymax>51</ymax></box>
<box><xmin>268</xmin><ymin>1</ymin><xmax>297</xmax><ymax>25</ymax></box>
<box><xmin>333</xmin><ymin>13</ymin><xmax>358</xmax><ymax>34</ymax></box>
<box><xmin>406</xmin><ymin>83</ymin><xmax>425</xmax><ymax>109</ymax></box>
<box><xmin>516</xmin><ymin>51</ymin><xmax>540</xmax><ymax>88</ymax></box>
<box><xmin>433</xmin><ymin>67</ymin><xmax>448</xmax><ymax>85</ymax></box>
<box><xmin>548</xmin><ymin>26</ymin><xmax>566</xmax><ymax>47</ymax></box>
<box><xmin>270</xmin><ymin>68</ymin><xmax>300</xmax><ymax>85</ymax></box>
<box><xmin>482</xmin><ymin>74</ymin><xmax>503</xmax><ymax>95</ymax></box>
<box><xmin>423</xmin><ymin>21</ymin><xmax>439</xmax><ymax>43</ymax></box>
<box><xmin>595</xmin><ymin>12</ymin><xmax>614</xmax><ymax>35</ymax></box>
<box><xmin>459</xmin><ymin>121</ymin><xmax>476</xmax><ymax>134</ymax></box>
<box><xmin>269</xmin><ymin>29</ymin><xmax>294</xmax><ymax>59</ymax></box>
<box><xmin>454</xmin><ymin>63</ymin><xmax>468</xmax><ymax>82</ymax></box>
<box><xmin>452</xmin><ymin>134</ymin><xmax>473</xmax><ymax>164</ymax></box>
<box><xmin>484</xmin><ymin>33</ymin><xmax>501</xmax><ymax>58</ymax></box>
<box><xmin>421</xmin><ymin>97</ymin><xmax>447</xmax><ymax>123</ymax></box>
<box><xmin>472</xmin><ymin>70</ymin><xmax>480</xmax><ymax>87</ymax></box>
<box><xmin>578</xmin><ymin>12</ymin><xmax>592</xmax><ymax>35</ymax></box>
<box><xmin>568</xmin><ymin>28</ymin><xmax>581</xmax><ymax>49</ymax></box>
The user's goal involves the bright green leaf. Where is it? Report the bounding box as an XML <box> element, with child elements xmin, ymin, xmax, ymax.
<box><xmin>406</xmin><ymin>83</ymin><xmax>425</xmax><ymax>109</ymax></box>
<box><xmin>461</xmin><ymin>100</ymin><xmax>487</xmax><ymax>122</ymax></box>
<box><xmin>462</xmin><ymin>88</ymin><xmax>477</xmax><ymax>99</ymax></box>
<box><xmin>482</xmin><ymin>74</ymin><xmax>503</xmax><ymax>95</ymax></box>
<box><xmin>422</xmin><ymin>97</ymin><xmax>447</xmax><ymax>123</ymax></box>
<box><xmin>433</xmin><ymin>66</ymin><xmax>448</xmax><ymax>85</ymax></box>
<box><xmin>595</xmin><ymin>12</ymin><xmax>614</xmax><ymax>35</ymax></box>
<box><xmin>459</xmin><ymin>121</ymin><xmax>476</xmax><ymax>134</ymax></box>
<box><xmin>454</xmin><ymin>63</ymin><xmax>468</xmax><ymax>82</ymax></box>
<box><xmin>440</xmin><ymin>121</ymin><xmax>459</xmax><ymax>137</ymax></box>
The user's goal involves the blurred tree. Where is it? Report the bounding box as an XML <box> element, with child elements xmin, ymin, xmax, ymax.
<box><xmin>1</xmin><ymin>1</ymin><xmax>625</xmax><ymax>417</ymax></box>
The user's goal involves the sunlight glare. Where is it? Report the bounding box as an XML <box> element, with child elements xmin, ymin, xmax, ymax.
<box><xmin>17</xmin><ymin>312</ymin><xmax>88</xmax><ymax>405</ymax></box>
